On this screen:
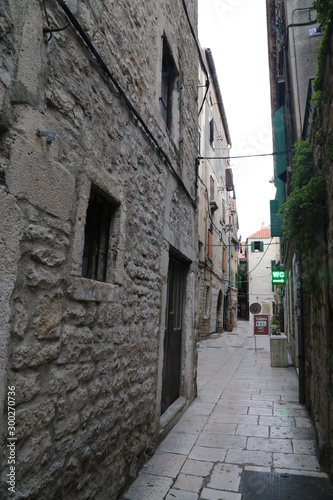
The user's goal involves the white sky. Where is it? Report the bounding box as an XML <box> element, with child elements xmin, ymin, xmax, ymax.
<box><xmin>198</xmin><ymin>0</ymin><xmax>276</xmax><ymax>240</ymax></box>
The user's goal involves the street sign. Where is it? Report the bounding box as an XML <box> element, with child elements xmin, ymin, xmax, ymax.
<box><xmin>308</xmin><ymin>27</ymin><xmax>322</xmax><ymax>37</ymax></box>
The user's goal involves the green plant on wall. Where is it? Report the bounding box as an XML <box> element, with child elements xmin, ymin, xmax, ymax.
<box><xmin>279</xmin><ymin>140</ymin><xmax>326</xmax><ymax>290</ymax></box>
<box><xmin>313</xmin><ymin>0</ymin><xmax>333</xmax><ymax>93</ymax></box>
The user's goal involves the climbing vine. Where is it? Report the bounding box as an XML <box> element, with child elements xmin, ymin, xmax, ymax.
<box><xmin>279</xmin><ymin>141</ymin><xmax>326</xmax><ymax>290</ymax></box>
<box><xmin>313</xmin><ymin>0</ymin><xmax>333</xmax><ymax>92</ymax></box>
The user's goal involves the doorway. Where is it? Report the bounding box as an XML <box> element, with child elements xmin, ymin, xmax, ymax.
<box><xmin>216</xmin><ymin>290</ymin><xmax>223</xmax><ymax>333</ymax></box>
<box><xmin>161</xmin><ymin>256</ymin><xmax>185</xmax><ymax>414</ymax></box>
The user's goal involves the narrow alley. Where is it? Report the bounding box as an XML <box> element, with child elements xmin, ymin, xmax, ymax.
<box><xmin>123</xmin><ymin>321</ymin><xmax>333</xmax><ymax>499</ymax></box>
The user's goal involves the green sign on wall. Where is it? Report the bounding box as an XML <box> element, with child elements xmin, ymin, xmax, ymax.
<box><xmin>272</xmin><ymin>269</ymin><xmax>285</xmax><ymax>285</ymax></box>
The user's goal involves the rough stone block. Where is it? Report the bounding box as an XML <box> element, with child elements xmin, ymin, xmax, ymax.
<box><xmin>16</xmin><ymin>400</ymin><xmax>55</xmax><ymax>439</ymax></box>
<box><xmin>47</xmin><ymin>366</ymin><xmax>79</xmax><ymax>395</ymax></box>
<box><xmin>12</xmin><ymin>342</ymin><xmax>61</xmax><ymax>368</ymax></box>
<box><xmin>26</xmin><ymin>264</ymin><xmax>62</xmax><ymax>289</ymax></box>
<box><xmin>54</xmin><ymin>413</ymin><xmax>80</xmax><ymax>440</ymax></box>
<box><xmin>7</xmin><ymin>133</ymin><xmax>75</xmax><ymax>220</ymax></box>
<box><xmin>270</xmin><ymin>335</ymin><xmax>288</xmax><ymax>367</ymax></box>
<box><xmin>11</xmin><ymin>298</ymin><xmax>29</xmax><ymax>338</ymax></box>
<box><xmin>33</xmin><ymin>294</ymin><xmax>62</xmax><ymax>339</ymax></box>
<box><xmin>17</xmin><ymin>431</ymin><xmax>51</xmax><ymax>474</ymax></box>
<box><xmin>12</xmin><ymin>372</ymin><xmax>40</xmax><ymax>404</ymax></box>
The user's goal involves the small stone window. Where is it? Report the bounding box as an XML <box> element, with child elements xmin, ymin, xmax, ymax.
<box><xmin>160</xmin><ymin>35</ymin><xmax>178</xmax><ymax>131</ymax></box>
<box><xmin>205</xmin><ymin>286</ymin><xmax>210</xmax><ymax>316</ymax></box>
<box><xmin>222</xmin><ymin>247</ymin><xmax>226</xmax><ymax>272</ymax></box>
<box><xmin>209</xmin><ymin>118</ymin><xmax>214</xmax><ymax>148</ymax></box>
<box><xmin>82</xmin><ymin>185</ymin><xmax>116</xmax><ymax>282</ymax></box>
<box><xmin>207</xmin><ymin>228</ymin><xmax>213</xmax><ymax>261</ymax></box>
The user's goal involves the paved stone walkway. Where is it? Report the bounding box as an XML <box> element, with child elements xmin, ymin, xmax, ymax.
<box><xmin>123</xmin><ymin>320</ymin><xmax>331</xmax><ymax>499</ymax></box>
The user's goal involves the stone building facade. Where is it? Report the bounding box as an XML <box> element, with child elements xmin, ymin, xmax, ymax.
<box><xmin>197</xmin><ymin>48</ymin><xmax>238</xmax><ymax>339</ymax></box>
<box><xmin>267</xmin><ymin>0</ymin><xmax>333</xmax><ymax>479</ymax></box>
<box><xmin>267</xmin><ymin>0</ymin><xmax>322</xmax><ymax>366</ymax></box>
<box><xmin>0</xmin><ymin>1</ymin><xmax>200</xmax><ymax>497</ymax></box>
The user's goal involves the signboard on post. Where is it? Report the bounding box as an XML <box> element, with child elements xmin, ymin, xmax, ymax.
<box><xmin>254</xmin><ymin>314</ymin><xmax>269</xmax><ymax>335</ymax></box>
<box><xmin>253</xmin><ymin>314</ymin><xmax>270</xmax><ymax>353</ymax></box>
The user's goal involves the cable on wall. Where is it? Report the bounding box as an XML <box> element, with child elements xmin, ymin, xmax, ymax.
<box><xmin>43</xmin><ymin>0</ymin><xmax>69</xmax><ymax>41</ymax></box>
<box><xmin>181</xmin><ymin>0</ymin><xmax>210</xmax><ymax>115</ymax></box>
<box><xmin>51</xmin><ymin>0</ymin><xmax>196</xmax><ymax>208</ymax></box>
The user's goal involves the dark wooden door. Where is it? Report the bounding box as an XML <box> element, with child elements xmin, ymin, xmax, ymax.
<box><xmin>161</xmin><ymin>256</ymin><xmax>184</xmax><ymax>414</ymax></box>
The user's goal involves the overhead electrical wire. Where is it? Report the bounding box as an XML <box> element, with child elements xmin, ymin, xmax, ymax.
<box><xmin>198</xmin><ymin>150</ymin><xmax>291</xmax><ymax>161</ymax></box>
<box><xmin>51</xmin><ymin>0</ymin><xmax>198</xmax><ymax>208</ymax></box>
<box><xmin>245</xmin><ymin>237</ymin><xmax>274</xmax><ymax>276</ymax></box>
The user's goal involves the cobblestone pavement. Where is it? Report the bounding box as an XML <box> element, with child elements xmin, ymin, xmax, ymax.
<box><xmin>123</xmin><ymin>320</ymin><xmax>331</xmax><ymax>499</ymax></box>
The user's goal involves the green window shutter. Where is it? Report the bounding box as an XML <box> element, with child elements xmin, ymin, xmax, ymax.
<box><xmin>251</xmin><ymin>242</ymin><xmax>255</xmax><ymax>252</ymax></box>
<box><xmin>260</xmin><ymin>241</ymin><xmax>264</xmax><ymax>252</ymax></box>
<box><xmin>270</xmin><ymin>199</ymin><xmax>283</xmax><ymax>236</ymax></box>
<box><xmin>273</xmin><ymin>105</ymin><xmax>288</xmax><ymax>182</ymax></box>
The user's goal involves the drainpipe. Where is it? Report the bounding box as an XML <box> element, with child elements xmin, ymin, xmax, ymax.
<box><xmin>295</xmin><ymin>250</ymin><xmax>305</xmax><ymax>403</ymax></box>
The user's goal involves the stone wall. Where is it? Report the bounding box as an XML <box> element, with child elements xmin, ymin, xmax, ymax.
<box><xmin>0</xmin><ymin>1</ymin><xmax>199</xmax><ymax>498</ymax></box>
<box><xmin>305</xmin><ymin>28</ymin><xmax>333</xmax><ymax>479</ymax></box>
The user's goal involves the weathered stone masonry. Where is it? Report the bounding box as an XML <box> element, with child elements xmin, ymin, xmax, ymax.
<box><xmin>0</xmin><ymin>1</ymin><xmax>199</xmax><ymax>498</ymax></box>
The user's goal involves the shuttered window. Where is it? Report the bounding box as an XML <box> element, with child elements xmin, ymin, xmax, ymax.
<box><xmin>210</xmin><ymin>176</ymin><xmax>215</xmax><ymax>200</ymax></box>
<box><xmin>251</xmin><ymin>241</ymin><xmax>264</xmax><ymax>252</ymax></box>
<box><xmin>208</xmin><ymin>229</ymin><xmax>213</xmax><ymax>261</ymax></box>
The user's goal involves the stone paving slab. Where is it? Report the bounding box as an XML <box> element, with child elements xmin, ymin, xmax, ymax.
<box><xmin>166</xmin><ymin>490</ymin><xmax>198</xmax><ymax>499</ymax></box>
<box><xmin>123</xmin><ymin>473</ymin><xmax>173</xmax><ymax>499</ymax></box>
<box><xmin>273</xmin><ymin>452</ymin><xmax>321</xmax><ymax>471</ymax></box>
<box><xmin>173</xmin><ymin>473</ymin><xmax>204</xmax><ymax>493</ymax></box>
<box><xmin>122</xmin><ymin>321</ymin><xmax>332</xmax><ymax>499</ymax></box>
<box><xmin>225</xmin><ymin>449</ymin><xmax>273</xmax><ymax>468</ymax></box>
<box><xmin>207</xmin><ymin>463</ymin><xmax>243</xmax><ymax>492</ymax></box>
<box><xmin>143</xmin><ymin>451</ymin><xmax>186</xmax><ymax>478</ymax></box>
<box><xmin>292</xmin><ymin>439</ymin><xmax>317</xmax><ymax>455</ymax></box>
<box><xmin>181</xmin><ymin>458</ymin><xmax>214</xmax><ymax>477</ymax></box>
<box><xmin>270</xmin><ymin>426</ymin><xmax>314</xmax><ymax>439</ymax></box>
<box><xmin>247</xmin><ymin>437</ymin><xmax>293</xmax><ymax>453</ymax></box>
<box><xmin>196</xmin><ymin>433</ymin><xmax>247</xmax><ymax>450</ymax></box>
<box><xmin>235</xmin><ymin>424</ymin><xmax>269</xmax><ymax>438</ymax></box>
<box><xmin>158</xmin><ymin>431</ymin><xmax>198</xmax><ymax>455</ymax></box>
<box><xmin>203</xmin><ymin>422</ymin><xmax>237</xmax><ymax>435</ymax></box>
<box><xmin>188</xmin><ymin>445</ymin><xmax>227</xmax><ymax>462</ymax></box>
<box><xmin>200</xmin><ymin>488</ymin><xmax>242</xmax><ymax>500</ymax></box>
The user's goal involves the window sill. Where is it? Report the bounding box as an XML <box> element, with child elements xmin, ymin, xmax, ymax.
<box><xmin>67</xmin><ymin>276</ymin><xmax>119</xmax><ymax>302</ymax></box>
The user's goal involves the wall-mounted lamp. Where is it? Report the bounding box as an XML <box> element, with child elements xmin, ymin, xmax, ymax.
<box><xmin>36</xmin><ymin>129</ymin><xmax>56</xmax><ymax>144</ymax></box>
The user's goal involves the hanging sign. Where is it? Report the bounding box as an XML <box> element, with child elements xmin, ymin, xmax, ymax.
<box><xmin>272</xmin><ymin>269</ymin><xmax>285</xmax><ymax>285</ymax></box>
